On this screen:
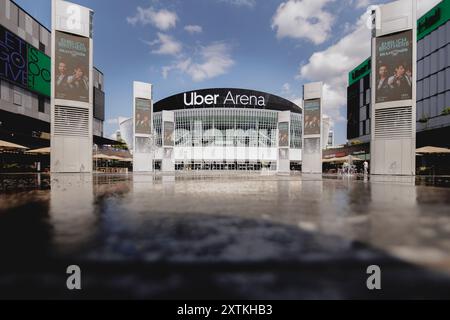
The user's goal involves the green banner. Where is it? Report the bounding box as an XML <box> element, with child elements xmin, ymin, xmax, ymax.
<box><xmin>27</xmin><ymin>45</ymin><xmax>51</xmax><ymax>97</ymax></box>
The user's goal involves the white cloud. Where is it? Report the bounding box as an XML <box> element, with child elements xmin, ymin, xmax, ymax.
<box><xmin>146</xmin><ymin>33</ymin><xmax>182</xmax><ymax>56</ymax></box>
<box><xmin>271</xmin><ymin>0</ymin><xmax>336</xmax><ymax>45</ymax></box>
<box><xmin>162</xmin><ymin>42</ymin><xmax>235</xmax><ymax>82</ymax></box>
<box><xmin>418</xmin><ymin>0</ymin><xmax>442</xmax><ymax>18</ymax></box>
<box><xmin>127</xmin><ymin>6</ymin><xmax>178</xmax><ymax>31</ymax></box>
<box><xmin>281</xmin><ymin>83</ymin><xmax>291</xmax><ymax>95</ymax></box>
<box><xmin>219</xmin><ymin>0</ymin><xmax>256</xmax><ymax>7</ymax></box>
<box><xmin>184</xmin><ymin>25</ymin><xmax>203</xmax><ymax>34</ymax></box>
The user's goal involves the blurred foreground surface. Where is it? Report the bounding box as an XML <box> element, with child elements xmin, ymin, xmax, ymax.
<box><xmin>1</xmin><ymin>172</ymin><xmax>450</xmax><ymax>299</ymax></box>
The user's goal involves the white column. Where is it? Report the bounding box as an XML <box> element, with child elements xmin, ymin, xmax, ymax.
<box><xmin>51</xmin><ymin>0</ymin><xmax>94</xmax><ymax>173</ymax></box>
<box><xmin>161</xmin><ymin>110</ymin><xmax>175</xmax><ymax>172</ymax></box>
<box><xmin>302</xmin><ymin>82</ymin><xmax>323</xmax><ymax>174</ymax></box>
<box><xmin>277</xmin><ymin>111</ymin><xmax>291</xmax><ymax>173</ymax></box>
<box><xmin>370</xmin><ymin>0</ymin><xmax>416</xmax><ymax>176</ymax></box>
<box><xmin>133</xmin><ymin>81</ymin><xmax>153</xmax><ymax>172</ymax></box>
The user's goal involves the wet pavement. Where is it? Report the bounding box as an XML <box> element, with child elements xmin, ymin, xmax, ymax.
<box><xmin>1</xmin><ymin>172</ymin><xmax>450</xmax><ymax>299</ymax></box>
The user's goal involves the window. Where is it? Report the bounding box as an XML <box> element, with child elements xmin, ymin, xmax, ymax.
<box><xmin>13</xmin><ymin>91</ymin><xmax>21</xmax><ymax>106</ymax></box>
<box><xmin>38</xmin><ymin>96</ymin><xmax>45</xmax><ymax>113</ymax></box>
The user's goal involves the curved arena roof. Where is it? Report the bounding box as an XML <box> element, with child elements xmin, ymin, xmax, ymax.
<box><xmin>154</xmin><ymin>88</ymin><xmax>302</xmax><ymax>113</ymax></box>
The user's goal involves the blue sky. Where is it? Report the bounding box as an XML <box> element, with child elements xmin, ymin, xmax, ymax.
<box><xmin>15</xmin><ymin>0</ymin><xmax>442</xmax><ymax>144</ymax></box>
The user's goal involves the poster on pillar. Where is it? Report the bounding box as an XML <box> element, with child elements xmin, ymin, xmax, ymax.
<box><xmin>278</xmin><ymin>122</ymin><xmax>289</xmax><ymax>147</ymax></box>
<box><xmin>375</xmin><ymin>30</ymin><xmax>413</xmax><ymax>103</ymax></box>
<box><xmin>163</xmin><ymin>121</ymin><xmax>175</xmax><ymax>147</ymax></box>
<box><xmin>54</xmin><ymin>31</ymin><xmax>90</xmax><ymax>103</ymax></box>
<box><xmin>304</xmin><ymin>100</ymin><xmax>321</xmax><ymax>135</ymax></box>
<box><xmin>135</xmin><ymin>98</ymin><xmax>152</xmax><ymax>135</ymax></box>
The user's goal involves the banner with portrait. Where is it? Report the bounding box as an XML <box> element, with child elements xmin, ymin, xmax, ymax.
<box><xmin>304</xmin><ymin>99</ymin><xmax>321</xmax><ymax>135</ymax></box>
<box><xmin>54</xmin><ymin>31</ymin><xmax>90</xmax><ymax>103</ymax></box>
<box><xmin>163</xmin><ymin>121</ymin><xmax>174</xmax><ymax>147</ymax></box>
<box><xmin>135</xmin><ymin>98</ymin><xmax>152</xmax><ymax>135</ymax></box>
<box><xmin>278</xmin><ymin>122</ymin><xmax>289</xmax><ymax>147</ymax></box>
<box><xmin>375</xmin><ymin>30</ymin><xmax>413</xmax><ymax>103</ymax></box>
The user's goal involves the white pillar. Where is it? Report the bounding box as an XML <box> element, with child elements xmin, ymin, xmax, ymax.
<box><xmin>370</xmin><ymin>0</ymin><xmax>416</xmax><ymax>175</ymax></box>
<box><xmin>277</xmin><ymin>111</ymin><xmax>291</xmax><ymax>173</ymax></box>
<box><xmin>133</xmin><ymin>81</ymin><xmax>153</xmax><ymax>172</ymax></box>
<box><xmin>51</xmin><ymin>0</ymin><xmax>94</xmax><ymax>173</ymax></box>
<box><xmin>161</xmin><ymin>110</ymin><xmax>175</xmax><ymax>172</ymax></box>
<box><xmin>302</xmin><ymin>82</ymin><xmax>323</xmax><ymax>174</ymax></box>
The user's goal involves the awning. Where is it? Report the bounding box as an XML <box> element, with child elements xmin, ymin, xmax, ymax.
<box><xmin>416</xmin><ymin>146</ymin><xmax>450</xmax><ymax>154</ymax></box>
<box><xmin>0</xmin><ymin>139</ymin><xmax>28</xmax><ymax>151</ymax></box>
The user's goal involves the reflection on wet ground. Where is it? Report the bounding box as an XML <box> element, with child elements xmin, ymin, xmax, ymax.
<box><xmin>1</xmin><ymin>172</ymin><xmax>450</xmax><ymax>299</ymax></box>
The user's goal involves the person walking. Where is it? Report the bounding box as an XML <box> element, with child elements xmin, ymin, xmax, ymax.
<box><xmin>364</xmin><ymin>161</ymin><xmax>369</xmax><ymax>175</ymax></box>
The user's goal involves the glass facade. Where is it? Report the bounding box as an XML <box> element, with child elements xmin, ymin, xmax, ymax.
<box><xmin>153</xmin><ymin>108</ymin><xmax>283</xmax><ymax>148</ymax></box>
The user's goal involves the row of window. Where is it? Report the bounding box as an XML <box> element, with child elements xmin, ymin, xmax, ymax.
<box><xmin>417</xmin><ymin>21</ymin><xmax>450</xmax><ymax>61</ymax></box>
<box><xmin>417</xmin><ymin>91</ymin><xmax>450</xmax><ymax>120</ymax></box>
<box><xmin>148</xmin><ymin>109</ymin><xmax>303</xmax><ymax>148</ymax></box>
<box><xmin>417</xmin><ymin>44</ymin><xmax>450</xmax><ymax>80</ymax></box>
<box><xmin>0</xmin><ymin>80</ymin><xmax>46</xmax><ymax>113</ymax></box>
<box><xmin>417</xmin><ymin>66</ymin><xmax>450</xmax><ymax>100</ymax></box>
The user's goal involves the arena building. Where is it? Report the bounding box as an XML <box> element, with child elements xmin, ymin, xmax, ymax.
<box><xmin>120</xmin><ymin>88</ymin><xmax>303</xmax><ymax>171</ymax></box>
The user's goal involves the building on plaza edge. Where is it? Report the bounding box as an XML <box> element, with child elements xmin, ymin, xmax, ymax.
<box><xmin>120</xmin><ymin>88</ymin><xmax>303</xmax><ymax>171</ymax></box>
<box><xmin>347</xmin><ymin>0</ymin><xmax>450</xmax><ymax>157</ymax></box>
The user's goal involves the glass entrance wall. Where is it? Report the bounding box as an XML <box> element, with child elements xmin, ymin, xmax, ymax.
<box><xmin>151</xmin><ymin>108</ymin><xmax>302</xmax><ymax>170</ymax></box>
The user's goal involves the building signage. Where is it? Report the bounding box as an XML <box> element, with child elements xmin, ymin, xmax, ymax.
<box><xmin>349</xmin><ymin>57</ymin><xmax>371</xmax><ymax>86</ymax></box>
<box><xmin>184</xmin><ymin>91</ymin><xmax>266</xmax><ymax>107</ymax></box>
<box><xmin>0</xmin><ymin>25</ymin><xmax>51</xmax><ymax>97</ymax></box>
<box><xmin>54</xmin><ymin>31</ymin><xmax>90</xmax><ymax>103</ymax></box>
<box><xmin>417</xmin><ymin>0</ymin><xmax>450</xmax><ymax>40</ymax></box>
<box><xmin>28</xmin><ymin>46</ymin><xmax>51</xmax><ymax>96</ymax></box>
<box><xmin>375</xmin><ymin>30</ymin><xmax>413</xmax><ymax>103</ymax></box>
<box><xmin>0</xmin><ymin>26</ymin><xmax>28</xmax><ymax>88</ymax></box>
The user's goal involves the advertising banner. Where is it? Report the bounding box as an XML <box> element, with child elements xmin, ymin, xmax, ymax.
<box><xmin>375</xmin><ymin>30</ymin><xmax>413</xmax><ymax>103</ymax></box>
<box><xmin>304</xmin><ymin>100</ymin><xmax>321</xmax><ymax>135</ymax></box>
<box><xmin>0</xmin><ymin>26</ymin><xmax>28</xmax><ymax>88</ymax></box>
<box><xmin>163</xmin><ymin>121</ymin><xmax>175</xmax><ymax>147</ymax></box>
<box><xmin>28</xmin><ymin>46</ymin><xmax>51</xmax><ymax>96</ymax></box>
<box><xmin>54</xmin><ymin>31</ymin><xmax>90</xmax><ymax>103</ymax></box>
<box><xmin>135</xmin><ymin>98</ymin><xmax>152</xmax><ymax>135</ymax></box>
<box><xmin>278</xmin><ymin>122</ymin><xmax>289</xmax><ymax>147</ymax></box>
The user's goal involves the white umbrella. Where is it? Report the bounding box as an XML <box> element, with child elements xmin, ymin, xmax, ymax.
<box><xmin>25</xmin><ymin>147</ymin><xmax>50</xmax><ymax>154</ymax></box>
<box><xmin>0</xmin><ymin>139</ymin><xmax>28</xmax><ymax>151</ymax></box>
<box><xmin>416</xmin><ymin>146</ymin><xmax>450</xmax><ymax>154</ymax></box>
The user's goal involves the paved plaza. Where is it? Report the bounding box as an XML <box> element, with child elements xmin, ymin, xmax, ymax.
<box><xmin>1</xmin><ymin>173</ymin><xmax>450</xmax><ymax>299</ymax></box>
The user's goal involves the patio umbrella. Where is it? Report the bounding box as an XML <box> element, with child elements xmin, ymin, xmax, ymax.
<box><xmin>25</xmin><ymin>147</ymin><xmax>50</xmax><ymax>154</ymax></box>
<box><xmin>416</xmin><ymin>146</ymin><xmax>450</xmax><ymax>154</ymax></box>
<box><xmin>0</xmin><ymin>139</ymin><xmax>28</xmax><ymax>151</ymax></box>
<box><xmin>93</xmin><ymin>154</ymin><xmax>117</xmax><ymax>160</ymax></box>
<box><xmin>322</xmin><ymin>155</ymin><xmax>364</xmax><ymax>163</ymax></box>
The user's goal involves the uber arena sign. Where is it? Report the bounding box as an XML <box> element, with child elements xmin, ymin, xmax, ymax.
<box><xmin>184</xmin><ymin>91</ymin><xmax>266</xmax><ymax>107</ymax></box>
